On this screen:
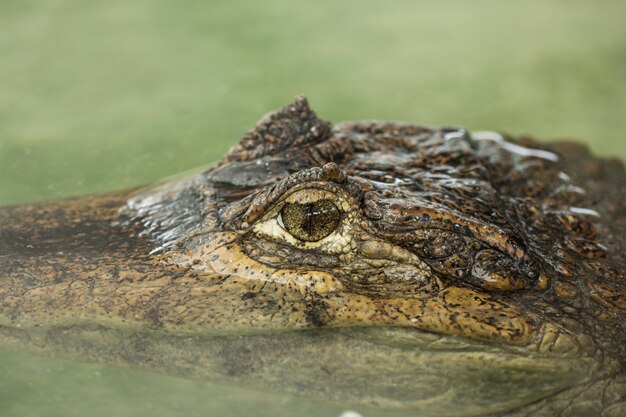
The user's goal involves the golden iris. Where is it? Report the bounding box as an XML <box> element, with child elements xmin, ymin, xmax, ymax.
<box><xmin>280</xmin><ymin>199</ymin><xmax>340</xmax><ymax>242</ymax></box>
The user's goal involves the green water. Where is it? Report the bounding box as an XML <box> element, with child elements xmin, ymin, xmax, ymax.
<box><xmin>0</xmin><ymin>1</ymin><xmax>624</xmax><ymax>416</ymax></box>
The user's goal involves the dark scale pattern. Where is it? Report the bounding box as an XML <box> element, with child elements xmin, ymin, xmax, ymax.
<box><xmin>201</xmin><ymin>98</ymin><xmax>619</xmax><ymax>296</ymax></box>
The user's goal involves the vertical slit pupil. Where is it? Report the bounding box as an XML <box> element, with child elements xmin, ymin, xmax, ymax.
<box><xmin>306</xmin><ymin>204</ymin><xmax>314</xmax><ymax>236</ymax></box>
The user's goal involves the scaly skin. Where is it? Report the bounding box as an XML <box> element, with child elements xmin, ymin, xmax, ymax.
<box><xmin>0</xmin><ymin>97</ymin><xmax>624</xmax><ymax>416</ymax></box>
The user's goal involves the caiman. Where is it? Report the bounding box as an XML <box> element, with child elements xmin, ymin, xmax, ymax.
<box><xmin>0</xmin><ymin>97</ymin><xmax>624</xmax><ymax>417</ymax></box>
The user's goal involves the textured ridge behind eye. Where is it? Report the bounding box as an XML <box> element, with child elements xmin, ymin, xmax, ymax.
<box><xmin>281</xmin><ymin>200</ymin><xmax>340</xmax><ymax>242</ymax></box>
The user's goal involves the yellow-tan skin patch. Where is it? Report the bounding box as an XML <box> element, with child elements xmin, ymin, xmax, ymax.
<box><xmin>168</xmin><ymin>235</ymin><xmax>537</xmax><ymax>344</ymax></box>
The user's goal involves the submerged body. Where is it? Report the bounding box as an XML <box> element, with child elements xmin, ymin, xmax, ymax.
<box><xmin>0</xmin><ymin>98</ymin><xmax>624</xmax><ymax>416</ymax></box>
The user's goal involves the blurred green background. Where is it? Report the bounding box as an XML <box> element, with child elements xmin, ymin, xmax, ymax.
<box><xmin>1</xmin><ymin>0</ymin><xmax>625</xmax><ymax>206</ymax></box>
<box><xmin>0</xmin><ymin>1</ymin><xmax>624</xmax><ymax>416</ymax></box>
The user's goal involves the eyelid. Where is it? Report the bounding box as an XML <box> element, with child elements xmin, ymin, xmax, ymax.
<box><xmin>282</xmin><ymin>188</ymin><xmax>340</xmax><ymax>205</ymax></box>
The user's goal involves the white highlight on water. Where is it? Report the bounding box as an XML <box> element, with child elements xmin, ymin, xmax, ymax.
<box><xmin>339</xmin><ymin>411</ymin><xmax>364</xmax><ymax>417</ymax></box>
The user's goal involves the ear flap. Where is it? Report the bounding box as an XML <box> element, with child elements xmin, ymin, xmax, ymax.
<box><xmin>223</xmin><ymin>96</ymin><xmax>332</xmax><ymax>163</ymax></box>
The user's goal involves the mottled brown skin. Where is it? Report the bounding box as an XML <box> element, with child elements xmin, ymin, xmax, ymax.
<box><xmin>0</xmin><ymin>97</ymin><xmax>624</xmax><ymax>416</ymax></box>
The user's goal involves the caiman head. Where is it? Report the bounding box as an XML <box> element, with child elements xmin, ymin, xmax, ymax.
<box><xmin>1</xmin><ymin>97</ymin><xmax>624</xmax><ymax>416</ymax></box>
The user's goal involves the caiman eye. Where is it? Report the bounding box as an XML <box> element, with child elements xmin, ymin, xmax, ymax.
<box><xmin>279</xmin><ymin>199</ymin><xmax>340</xmax><ymax>242</ymax></box>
